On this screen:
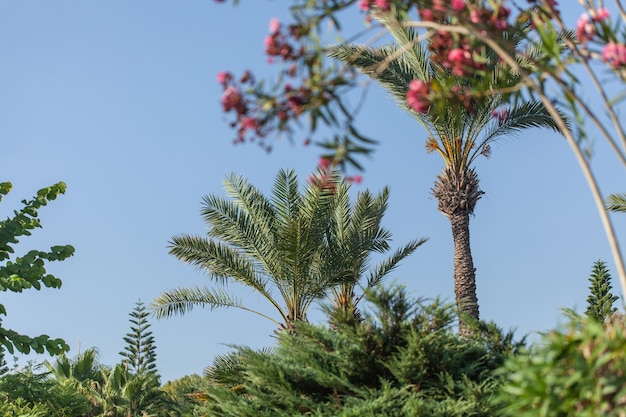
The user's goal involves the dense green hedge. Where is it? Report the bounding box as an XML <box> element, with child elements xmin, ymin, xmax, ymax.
<box><xmin>198</xmin><ymin>286</ymin><xmax>522</xmax><ymax>416</ymax></box>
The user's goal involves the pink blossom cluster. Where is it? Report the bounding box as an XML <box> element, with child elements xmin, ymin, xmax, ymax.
<box><xmin>217</xmin><ymin>67</ymin><xmax>333</xmax><ymax>148</ymax></box>
<box><xmin>308</xmin><ymin>158</ymin><xmax>338</xmax><ymax>193</ymax></box>
<box><xmin>406</xmin><ymin>80</ymin><xmax>430</xmax><ymax>114</ymax></box>
<box><xmin>264</xmin><ymin>18</ymin><xmax>304</xmax><ymax>64</ymax></box>
<box><xmin>602</xmin><ymin>42</ymin><xmax>626</xmax><ymax>68</ymax></box>
<box><xmin>492</xmin><ymin>108</ymin><xmax>509</xmax><ymax>122</ymax></box>
<box><xmin>308</xmin><ymin>158</ymin><xmax>363</xmax><ymax>191</ymax></box>
<box><xmin>214</xmin><ymin>16</ymin><xmax>336</xmax><ymax>149</ymax></box>
<box><xmin>217</xmin><ymin>70</ymin><xmax>263</xmax><ymax>145</ymax></box>
<box><xmin>576</xmin><ymin>7</ymin><xmax>610</xmax><ymax>44</ymax></box>
<box><xmin>403</xmin><ymin>1</ymin><xmax>519</xmax><ymax>113</ymax></box>
<box><xmin>446</xmin><ymin>47</ymin><xmax>484</xmax><ymax>77</ymax></box>
<box><xmin>359</xmin><ymin>0</ymin><xmax>391</xmax><ymax>11</ymax></box>
<box><xmin>418</xmin><ymin>2</ymin><xmax>507</xmax><ymax>77</ymax></box>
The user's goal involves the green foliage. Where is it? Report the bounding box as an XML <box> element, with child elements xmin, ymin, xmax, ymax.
<box><xmin>120</xmin><ymin>300</ymin><xmax>158</xmax><ymax>377</ymax></box>
<box><xmin>95</xmin><ymin>363</ymin><xmax>173</xmax><ymax>417</ymax></box>
<box><xmin>0</xmin><ymin>182</ymin><xmax>73</xmax><ymax>355</ymax></box>
<box><xmin>496</xmin><ymin>313</ymin><xmax>626</xmax><ymax>416</ymax></box>
<box><xmin>45</xmin><ymin>347</ymin><xmax>175</xmax><ymax>417</ymax></box>
<box><xmin>196</xmin><ymin>285</ymin><xmax>522</xmax><ymax>416</ymax></box>
<box><xmin>0</xmin><ymin>398</ymin><xmax>50</xmax><ymax>417</ymax></box>
<box><xmin>606</xmin><ymin>193</ymin><xmax>626</xmax><ymax>213</ymax></box>
<box><xmin>154</xmin><ymin>169</ymin><xmax>423</xmax><ymax>330</ymax></box>
<box><xmin>585</xmin><ymin>260</ymin><xmax>619</xmax><ymax>323</ymax></box>
<box><xmin>0</xmin><ymin>364</ymin><xmax>91</xmax><ymax>417</ymax></box>
<box><xmin>0</xmin><ymin>345</ymin><xmax>8</xmax><ymax>379</ymax></box>
<box><xmin>328</xmin><ymin>13</ymin><xmax>561</xmax><ymax>172</ymax></box>
<box><xmin>161</xmin><ymin>374</ymin><xmax>205</xmax><ymax>416</ymax></box>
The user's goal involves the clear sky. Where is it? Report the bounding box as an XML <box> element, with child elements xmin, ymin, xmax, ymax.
<box><xmin>1</xmin><ymin>1</ymin><xmax>624</xmax><ymax>383</ymax></box>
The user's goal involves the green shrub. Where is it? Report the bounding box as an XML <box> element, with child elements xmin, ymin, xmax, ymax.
<box><xmin>198</xmin><ymin>285</ymin><xmax>522</xmax><ymax>416</ymax></box>
<box><xmin>496</xmin><ymin>313</ymin><xmax>626</xmax><ymax>417</ymax></box>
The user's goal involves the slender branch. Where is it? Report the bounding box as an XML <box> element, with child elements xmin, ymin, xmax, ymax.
<box><xmin>549</xmin><ymin>72</ymin><xmax>626</xmax><ymax>166</ymax></box>
<box><xmin>616</xmin><ymin>0</ymin><xmax>626</xmax><ymax>22</ymax></box>
<box><xmin>552</xmin><ymin>9</ymin><xmax>626</xmax><ymax>159</ymax></box>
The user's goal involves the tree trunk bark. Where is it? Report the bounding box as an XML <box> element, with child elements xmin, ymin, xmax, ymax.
<box><xmin>449</xmin><ymin>211</ymin><xmax>479</xmax><ymax>337</ymax></box>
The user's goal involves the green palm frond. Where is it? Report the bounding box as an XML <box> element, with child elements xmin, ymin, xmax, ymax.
<box><xmin>323</xmin><ymin>184</ymin><xmax>426</xmax><ymax>314</ymax></box>
<box><xmin>205</xmin><ymin>173</ymin><xmax>280</xmax><ymax>278</ymax></box>
<box><xmin>151</xmin><ymin>286</ymin><xmax>283</xmax><ymax>325</ymax></box>
<box><xmin>169</xmin><ymin>235</ymin><xmax>269</xmax><ymax>295</ymax></box>
<box><xmin>372</xmin><ymin>9</ymin><xmax>431</xmax><ymax>81</ymax></box>
<box><xmin>330</xmin><ymin>12</ymin><xmax>566</xmax><ymax>173</ymax></box>
<box><xmin>366</xmin><ymin>238</ymin><xmax>428</xmax><ymax>289</ymax></box>
<box><xmin>272</xmin><ymin>168</ymin><xmax>301</xmax><ymax>232</ymax></box>
<box><xmin>160</xmin><ymin>169</ymin><xmax>423</xmax><ymax>329</ymax></box>
<box><xmin>606</xmin><ymin>193</ymin><xmax>626</xmax><ymax>213</ymax></box>
<box><xmin>204</xmin><ymin>351</ymin><xmax>244</xmax><ymax>387</ymax></box>
<box><xmin>479</xmin><ymin>100</ymin><xmax>564</xmax><ymax>146</ymax></box>
<box><xmin>329</xmin><ymin>45</ymin><xmax>411</xmax><ymax>93</ymax></box>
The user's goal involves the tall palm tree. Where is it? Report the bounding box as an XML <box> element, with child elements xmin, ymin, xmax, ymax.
<box><xmin>152</xmin><ymin>168</ymin><xmax>424</xmax><ymax>330</ymax></box>
<box><xmin>329</xmin><ymin>12</ymin><xmax>562</xmax><ymax>335</ymax></box>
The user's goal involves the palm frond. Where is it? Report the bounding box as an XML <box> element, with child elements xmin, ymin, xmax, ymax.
<box><xmin>203</xmin><ymin>351</ymin><xmax>244</xmax><ymax>387</ymax></box>
<box><xmin>372</xmin><ymin>9</ymin><xmax>430</xmax><ymax>81</ymax></box>
<box><xmin>478</xmin><ymin>100</ymin><xmax>564</xmax><ymax>149</ymax></box>
<box><xmin>271</xmin><ymin>168</ymin><xmax>301</xmax><ymax>232</ymax></box>
<box><xmin>209</xmin><ymin>172</ymin><xmax>280</xmax><ymax>277</ymax></box>
<box><xmin>606</xmin><ymin>193</ymin><xmax>626</xmax><ymax>213</ymax></box>
<box><xmin>151</xmin><ymin>286</ymin><xmax>282</xmax><ymax>325</ymax></box>
<box><xmin>169</xmin><ymin>235</ymin><xmax>254</xmax><ymax>281</ymax></box>
<box><xmin>365</xmin><ymin>238</ymin><xmax>428</xmax><ymax>289</ymax></box>
<box><xmin>328</xmin><ymin>44</ymin><xmax>418</xmax><ymax>106</ymax></box>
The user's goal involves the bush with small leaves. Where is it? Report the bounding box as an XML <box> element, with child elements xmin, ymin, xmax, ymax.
<box><xmin>196</xmin><ymin>285</ymin><xmax>523</xmax><ymax>417</ymax></box>
<box><xmin>496</xmin><ymin>312</ymin><xmax>626</xmax><ymax>417</ymax></box>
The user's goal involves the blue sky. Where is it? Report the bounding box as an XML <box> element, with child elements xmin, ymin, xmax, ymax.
<box><xmin>1</xmin><ymin>1</ymin><xmax>624</xmax><ymax>383</ymax></box>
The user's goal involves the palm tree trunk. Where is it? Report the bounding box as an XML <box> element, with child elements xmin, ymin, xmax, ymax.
<box><xmin>449</xmin><ymin>211</ymin><xmax>479</xmax><ymax>337</ymax></box>
<box><xmin>433</xmin><ymin>166</ymin><xmax>482</xmax><ymax>337</ymax></box>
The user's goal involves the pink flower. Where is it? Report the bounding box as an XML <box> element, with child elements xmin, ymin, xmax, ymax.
<box><xmin>221</xmin><ymin>86</ymin><xmax>243</xmax><ymax>112</ymax></box>
<box><xmin>374</xmin><ymin>0</ymin><xmax>390</xmax><ymax>10</ymax></box>
<box><xmin>269</xmin><ymin>18</ymin><xmax>280</xmax><ymax>34</ymax></box>
<box><xmin>602</xmin><ymin>42</ymin><xmax>626</xmax><ymax>67</ymax></box>
<box><xmin>359</xmin><ymin>0</ymin><xmax>370</xmax><ymax>11</ymax></box>
<box><xmin>406</xmin><ymin>80</ymin><xmax>430</xmax><ymax>114</ymax></box>
<box><xmin>451</xmin><ymin>0</ymin><xmax>465</xmax><ymax>11</ymax></box>
<box><xmin>492</xmin><ymin>108</ymin><xmax>509</xmax><ymax>122</ymax></box>
<box><xmin>448</xmin><ymin>48</ymin><xmax>465</xmax><ymax>63</ymax></box>
<box><xmin>240</xmin><ymin>116</ymin><xmax>258</xmax><ymax>131</ymax></box>
<box><xmin>594</xmin><ymin>7</ymin><xmax>610</xmax><ymax>21</ymax></box>
<box><xmin>432</xmin><ymin>0</ymin><xmax>446</xmax><ymax>12</ymax></box>
<box><xmin>318</xmin><ymin>157</ymin><xmax>332</xmax><ymax>170</ymax></box>
<box><xmin>470</xmin><ymin>10</ymin><xmax>480</xmax><ymax>24</ymax></box>
<box><xmin>446</xmin><ymin>48</ymin><xmax>472</xmax><ymax>76</ymax></box>
<box><xmin>576</xmin><ymin>14</ymin><xmax>595</xmax><ymax>43</ymax></box>
<box><xmin>420</xmin><ymin>9</ymin><xmax>434</xmax><ymax>22</ymax></box>
<box><xmin>347</xmin><ymin>175</ymin><xmax>363</xmax><ymax>185</ymax></box>
<box><xmin>217</xmin><ymin>71</ymin><xmax>232</xmax><ymax>84</ymax></box>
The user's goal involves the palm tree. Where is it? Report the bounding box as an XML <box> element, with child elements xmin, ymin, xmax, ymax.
<box><xmin>153</xmin><ymin>168</ymin><xmax>423</xmax><ymax>330</ymax></box>
<box><xmin>326</xmin><ymin>183</ymin><xmax>427</xmax><ymax>322</ymax></box>
<box><xmin>95</xmin><ymin>364</ymin><xmax>170</xmax><ymax>417</ymax></box>
<box><xmin>329</xmin><ymin>12</ymin><xmax>561</xmax><ymax>335</ymax></box>
<box><xmin>44</xmin><ymin>348</ymin><xmax>107</xmax><ymax>413</ymax></box>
